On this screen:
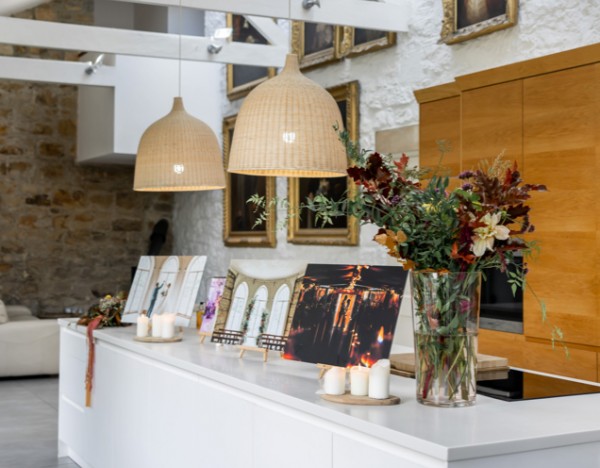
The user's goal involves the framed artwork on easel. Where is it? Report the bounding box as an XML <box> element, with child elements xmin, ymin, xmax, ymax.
<box><xmin>287</xmin><ymin>81</ymin><xmax>360</xmax><ymax>246</ymax></box>
<box><xmin>283</xmin><ymin>264</ymin><xmax>407</xmax><ymax>367</ymax></box>
<box><xmin>210</xmin><ymin>260</ymin><xmax>307</xmax><ymax>349</ymax></box>
<box><xmin>121</xmin><ymin>255</ymin><xmax>207</xmax><ymax>327</ymax></box>
<box><xmin>222</xmin><ymin>115</ymin><xmax>276</xmax><ymax>248</ymax></box>
<box><xmin>226</xmin><ymin>14</ymin><xmax>277</xmax><ymax>100</ymax></box>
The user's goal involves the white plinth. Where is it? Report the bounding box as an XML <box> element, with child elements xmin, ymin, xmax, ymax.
<box><xmin>58</xmin><ymin>320</ymin><xmax>600</xmax><ymax>468</ymax></box>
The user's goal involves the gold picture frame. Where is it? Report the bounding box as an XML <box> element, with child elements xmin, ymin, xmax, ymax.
<box><xmin>336</xmin><ymin>26</ymin><xmax>397</xmax><ymax>58</ymax></box>
<box><xmin>291</xmin><ymin>21</ymin><xmax>343</xmax><ymax>70</ymax></box>
<box><xmin>223</xmin><ymin>115</ymin><xmax>276</xmax><ymax>247</ymax></box>
<box><xmin>287</xmin><ymin>81</ymin><xmax>360</xmax><ymax>246</ymax></box>
<box><xmin>441</xmin><ymin>0</ymin><xmax>518</xmax><ymax>44</ymax></box>
<box><xmin>226</xmin><ymin>14</ymin><xmax>276</xmax><ymax>101</ymax></box>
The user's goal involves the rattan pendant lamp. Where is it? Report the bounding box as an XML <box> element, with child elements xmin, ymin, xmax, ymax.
<box><xmin>227</xmin><ymin>51</ymin><xmax>348</xmax><ymax>178</ymax></box>
<box><xmin>133</xmin><ymin>2</ymin><xmax>225</xmax><ymax>191</ymax></box>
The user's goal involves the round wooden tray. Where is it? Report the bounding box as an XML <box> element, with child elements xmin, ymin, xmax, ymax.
<box><xmin>320</xmin><ymin>393</ymin><xmax>400</xmax><ymax>406</ymax></box>
<box><xmin>133</xmin><ymin>334</ymin><xmax>183</xmax><ymax>343</ymax></box>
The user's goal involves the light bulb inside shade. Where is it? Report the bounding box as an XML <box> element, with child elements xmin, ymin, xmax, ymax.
<box><xmin>282</xmin><ymin>132</ymin><xmax>296</xmax><ymax>144</ymax></box>
<box><xmin>173</xmin><ymin>164</ymin><xmax>185</xmax><ymax>174</ymax></box>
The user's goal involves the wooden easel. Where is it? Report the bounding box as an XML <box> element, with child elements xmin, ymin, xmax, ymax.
<box><xmin>238</xmin><ymin>345</ymin><xmax>269</xmax><ymax>362</ymax></box>
<box><xmin>198</xmin><ymin>331</ymin><xmax>212</xmax><ymax>344</ymax></box>
<box><xmin>317</xmin><ymin>363</ymin><xmax>332</xmax><ymax>379</ymax></box>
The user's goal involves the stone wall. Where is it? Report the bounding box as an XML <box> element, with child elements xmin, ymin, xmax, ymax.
<box><xmin>0</xmin><ymin>0</ymin><xmax>173</xmax><ymax>313</ymax></box>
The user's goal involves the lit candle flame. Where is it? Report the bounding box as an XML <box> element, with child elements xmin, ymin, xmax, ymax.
<box><xmin>377</xmin><ymin>326</ymin><xmax>384</xmax><ymax>343</ymax></box>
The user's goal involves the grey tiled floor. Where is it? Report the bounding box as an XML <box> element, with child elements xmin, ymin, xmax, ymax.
<box><xmin>0</xmin><ymin>377</ymin><xmax>78</xmax><ymax>468</ymax></box>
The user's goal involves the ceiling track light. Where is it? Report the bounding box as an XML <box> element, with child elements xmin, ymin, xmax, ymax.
<box><xmin>302</xmin><ymin>0</ymin><xmax>321</xmax><ymax>9</ymax></box>
<box><xmin>85</xmin><ymin>53</ymin><xmax>104</xmax><ymax>75</ymax></box>
<box><xmin>207</xmin><ymin>27</ymin><xmax>233</xmax><ymax>55</ymax></box>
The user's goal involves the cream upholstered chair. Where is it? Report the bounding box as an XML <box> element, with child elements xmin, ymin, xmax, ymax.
<box><xmin>0</xmin><ymin>301</ymin><xmax>59</xmax><ymax>377</ymax></box>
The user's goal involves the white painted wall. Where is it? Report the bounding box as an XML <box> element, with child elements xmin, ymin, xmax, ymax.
<box><xmin>173</xmin><ymin>0</ymin><xmax>600</xmax><ymax>344</ymax></box>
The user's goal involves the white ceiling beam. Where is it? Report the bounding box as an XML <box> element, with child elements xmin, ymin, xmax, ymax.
<box><xmin>0</xmin><ymin>56</ymin><xmax>116</xmax><ymax>86</ymax></box>
<box><xmin>245</xmin><ymin>16</ymin><xmax>288</xmax><ymax>47</ymax></box>
<box><xmin>108</xmin><ymin>0</ymin><xmax>411</xmax><ymax>32</ymax></box>
<box><xmin>0</xmin><ymin>16</ymin><xmax>287</xmax><ymax>67</ymax></box>
<box><xmin>291</xmin><ymin>0</ymin><xmax>410</xmax><ymax>32</ymax></box>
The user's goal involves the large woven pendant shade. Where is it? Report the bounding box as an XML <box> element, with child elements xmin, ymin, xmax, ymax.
<box><xmin>227</xmin><ymin>54</ymin><xmax>347</xmax><ymax>178</ymax></box>
<box><xmin>134</xmin><ymin>97</ymin><xmax>226</xmax><ymax>191</ymax></box>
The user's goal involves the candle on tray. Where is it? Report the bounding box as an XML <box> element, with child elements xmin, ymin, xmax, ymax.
<box><xmin>161</xmin><ymin>314</ymin><xmax>176</xmax><ymax>339</ymax></box>
<box><xmin>136</xmin><ymin>314</ymin><xmax>149</xmax><ymax>338</ymax></box>
<box><xmin>368</xmin><ymin>359</ymin><xmax>391</xmax><ymax>399</ymax></box>
<box><xmin>350</xmin><ymin>366</ymin><xmax>370</xmax><ymax>396</ymax></box>
<box><xmin>323</xmin><ymin>367</ymin><xmax>346</xmax><ymax>395</ymax></box>
<box><xmin>151</xmin><ymin>314</ymin><xmax>163</xmax><ymax>338</ymax></box>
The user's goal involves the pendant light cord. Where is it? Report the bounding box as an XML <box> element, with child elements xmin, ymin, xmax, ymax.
<box><xmin>178</xmin><ymin>0</ymin><xmax>182</xmax><ymax>97</ymax></box>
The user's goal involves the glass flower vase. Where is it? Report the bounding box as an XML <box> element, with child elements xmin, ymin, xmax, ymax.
<box><xmin>410</xmin><ymin>270</ymin><xmax>481</xmax><ymax>407</ymax></box>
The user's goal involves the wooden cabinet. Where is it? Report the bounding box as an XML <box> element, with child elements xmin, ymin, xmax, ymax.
<box><xmin>461</xmin><ymin>80</ymin><xmax>523</xmax><ymax>169</ymax></box>
<box><xmin>416</xmin><ymin>84</ymin><xmax>461</xmax><ymax>177</ymax></box>
<box><xmin>523</xmin><ymin>64</ymin><xmax>600</xmax><ymax>347</ymax></box>
<box><xmin>417</xmin><ymin>44</ymin><xmax>600</xmax><ymax>381</ymax></box>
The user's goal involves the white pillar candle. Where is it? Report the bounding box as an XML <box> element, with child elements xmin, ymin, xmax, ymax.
<box><xmin>368</xmin><ymin>359</ymin><xmax>391</xmax><ymax>399</ymax></box>
<box><xmin>323</xmin><ymin>367</ymin><xmax>346</xmax><ymax>395</ymax></box>
<box><xmin>136</xmin><ymin>314</ymin><xmax>149</xmax><ymax>338</ymax></box>
<box><xmin>151</xmin><ymin>315</ymin><xmax>163</xmax><ymax>338</ymax></box>
<box><xmin>350</xmin><ymin>366</ymin><xmax>370</xmax><ymax>396</ymax></box>
<box><xmin>161</xmin><ymin>314</ymin><xmax>176</xmax><ymax>339</ymax></box>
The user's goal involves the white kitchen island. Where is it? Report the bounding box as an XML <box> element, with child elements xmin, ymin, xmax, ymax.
<box><xmin>58</xmin><ymin>320</ymin><xmax>600</xmax><ymax>468</ymax></box>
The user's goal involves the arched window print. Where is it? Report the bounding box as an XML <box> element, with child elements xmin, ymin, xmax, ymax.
<box><xmin>173</xmin><ymin>256</ymin><xmax>207</xmax><ymax>324</ymax></box>
<box><xmin>124</xmin><ymin>256</ymin><xmax>155</xmax><ymax>316</ymax></box>
<box><xmin>245</xmin><ymin>285</ymin><xmax>269</xmax><ymax>346</ymax></box>
<box><xmin>266</xmin><ymin>284</ymin><xmax>291</xmax><ymax>336</ymax></box>
<box><xmin>226</xmin><ymin>282</ymin><xmax>249</xmax><ymax>331</ymax></box>
<box><xmin>145</xmin><ymin>256</ymin><xmax>180</xmax><ymax>318</ymax></box>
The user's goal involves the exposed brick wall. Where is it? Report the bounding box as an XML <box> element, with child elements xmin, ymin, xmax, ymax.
<box><xmin>0</xmin><ymin>0</ymin><xmax>173</xmax><ymax>313</ymax></box>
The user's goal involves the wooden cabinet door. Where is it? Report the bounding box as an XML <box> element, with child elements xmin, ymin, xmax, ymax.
<box><xmin>523</xmin><ymin>63</ymin><xmax>600</xmax><ymax>348</ymax></box>
<box><xmin>419</xmin><ymin>96</ymin><xmax>461</xmax><ymax>177</ymax></box>
<box><xmin>462</xmin><ymin>80</ymin><xmax>523</xmax><ymax>170</ymax></box>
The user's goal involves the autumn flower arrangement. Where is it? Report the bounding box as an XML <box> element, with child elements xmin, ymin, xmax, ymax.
<box><xmin>78</xmin><ymin>292</ymin><xmax>128</xmax><ymax>407</ymax></box>
<box><xmin>252</xmin><ymin>134</ymin><xmax>559</xmax><ymax>406</ymax></box>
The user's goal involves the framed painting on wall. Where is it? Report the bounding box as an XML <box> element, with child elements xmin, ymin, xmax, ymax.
<box><xmin>291</xmin><ymin>21</ymin><xmax>342</xmax><ymax>70</ymax></box>
<box><xmin>287</xmin><ymin>81</ymin><xmax>360</xmax><ymax>245</ymax></box>
<box><xmin>227</xmin><ymin>14</ymin><xmax>276</xmax><ymax>100</ymax></box>
<box><xmin>441</xmin><ymin>0</ymin><xmax>518</xmax><ymax>44</ymax></box>
<box><xmin>283</xmin><ymin>264</ymin><xmax>408</xmax><ymax>367</ymax></box>
<box><xmin>121</xmin><ymin>255</ymin><xmax>207</xmax><ymax>327</ymax></box>
<box><xmin>337</xmin><ymin>27</ymin><xmax>397</xmax><ymax>58</ymax></box>
<box><xmin>223</xmin><ymin>115</ymin><xmax>276</xmax><ymax>247</ymax></box>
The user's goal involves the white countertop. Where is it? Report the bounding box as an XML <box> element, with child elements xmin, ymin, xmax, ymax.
<box><xmin>60</xmin><ymin>319</ymin><xmax>600</xmax><ymax>463</ymax></box>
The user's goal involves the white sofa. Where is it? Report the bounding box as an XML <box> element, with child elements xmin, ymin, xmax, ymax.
<box><xmin>0</xmin><ymin>305</ymin><xmax>60</xmax><ymax>377</ymax></box>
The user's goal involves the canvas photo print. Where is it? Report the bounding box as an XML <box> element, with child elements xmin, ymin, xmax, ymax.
<box><xmin>283</xmin><ymin>264</ymin><xmax>407</xmax><ymax>367</ymax></box>
<box><xmin>122</xmin><ymin>255</ymin><xmax>207</xmax><ymax>327</ymax></box>
<box><xmin>199</xmin><ymin>277</ymin><xmax>226</xmax><ymax>334</ymax></box>
<box><xmin>211</xmin><ymin>260</ymin><xmax>307</xmax><ymax>347</ymax></box>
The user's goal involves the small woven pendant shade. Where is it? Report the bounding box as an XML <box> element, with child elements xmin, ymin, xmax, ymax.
<box><xmin>134</xmin><ymin>97</ymin><xmax>226</xmax><ymax>191</ymax></box>
<box><xmin>227</xmin><ymin>54</ymin><xmax>347</xmax><ymax>178</ymax></box>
